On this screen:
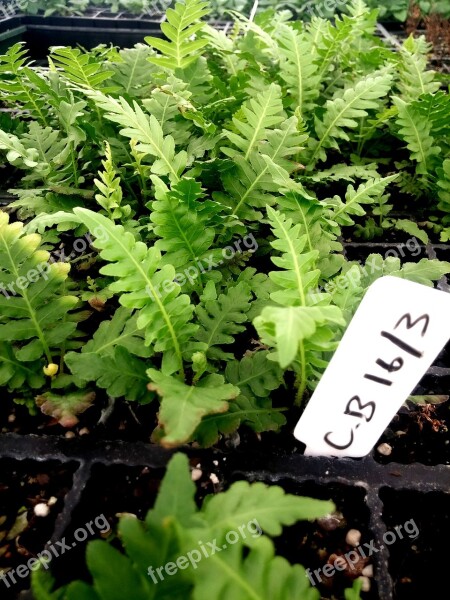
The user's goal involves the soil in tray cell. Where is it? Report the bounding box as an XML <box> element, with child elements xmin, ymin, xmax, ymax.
<box><xmin>342</xmin><ymin>241</ymin><xmax>427</xmax><ymax>265</ymax></box>
<box><xmin>374</xmin><ymin>373</ymin><xmax>450</xmax><ymax>466</ymax></box>
<box><xmin>0</xmin><ymin>459</ymin><xmax>78</xmax><ymax>598</ymax></box>
<box><xmin>232</xmin><ymin>476</ymin><xmax>377</xmax><ymax>600</ymax></box>
<box><xmin>50</xmin><ymin>457</ymin><xmax>230</xmax><ymax>587</ymax></box>
<box><xmin>380</xmin><ymin>488</ymin><xmax>450</xmax><ymax>599</ymax></box>
<box><xmin>47</xmin><ymin>463</ymin><xmax>163</xmax><ymax>587</ymax></box>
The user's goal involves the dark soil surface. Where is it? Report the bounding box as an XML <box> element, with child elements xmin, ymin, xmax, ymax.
<box><xmin>0</xmin><ymin>460</ymin><xmax>77</xmax><ymax>598</ymax></box>
<box><xmin>380</xmin><ymin>488</ymin><xmax>450</xmax><ymax>599</ymax></box>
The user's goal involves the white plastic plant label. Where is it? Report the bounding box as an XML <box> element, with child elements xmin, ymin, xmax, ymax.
<box><xmin>294</xmin><ymin>276</ymin><xmax>450</xmax><ymax>458</ymax></box>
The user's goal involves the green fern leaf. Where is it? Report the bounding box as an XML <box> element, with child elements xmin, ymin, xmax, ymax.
<box><xmin>73</xmin><ymin>208</ymin><xmax>200</xmax><ymax>376</ymax></box>
<box><xmin>145</xmin><ymin>0</ymin><xmax>210</xmax><ymax>70</ymax></box>
<box><xmin>397</xmin><ymin>35</ymin><xmax>440</xmax><ymax>101</ymax></box>
<box><xmin>94</xmin><ymin>142</ymin><xmax>131</xmax><ymax>220</ymax></box>
<box><xmin>254</xmin><ymin>305</ymin><xmax>344</xmax><ymax>369</ymax></box>
<box><xmin>276</xmin><ymin>24</ymin><xmax>320</xmax><ymax>115</ymax></box>
<box><xmin>437</xmin><ymin>159</ymin><xmax>450</xmax><ymax>214</ymax></box>
<box><xmin>150</xmin><ymin>176</ymin><xmax>218</xmax><ymax>271</ymax></box>
<box><xmin>225</xmin><ymin>351</ymin><xmax>283</xmax><ymax>398</ymax></box>
<box><xmin>0</xmin><ymin>212</ymin><xmax>78</xmax><ymax>372</ymax></box>
<box><xmin>147</xmin><ymin>369</ymin><xmax>239</xmax><ymax>446</ymax></box>
<box><xmin>50</xmin><ymin>46</ymin><xmax>115</xmax><ymax>90</ymax></box>
<box><xmin>85</xmin><ymin>92</ymin><xmax>186</xmax><ymax>183</ymax></box>
<box><xmin>0</xmin><ymin>43</ymin><xmax>52</xmax><ymax>126</ymax></box>
<box><xmin>220</xmin><ymin>116</ymin><xmax>307</xmax><ymax>220</ymax></box>
<box><xmin>325</xmin><ymin>174</ymin><xmax>398</xmax><ymax>227</ymax></box>
<box><xmin>107</xmin><ymin>44</ymin><xmax>157</xmax><ymax>96</ymax></box>
<box><xmin>66</xmin><ymin>346</ymin><xmax>152</xmax><ymax>402</ymax></box>
<box><xmin>308</xmin><ymin>71</ymin><xmax>393</xmax><ymax>166</ymax></box>
<box><xmin>202</xmin><ymin>480</ymin><xmax>334</xmax><ymax>537</ymax></box>
<box><xmin>193</xmin><ymin>537</ymin><xmax>320</xmax><ymax>600</ymax></box>
<box><xmin>393</xmin><ymin>96</ymin><xmax>440</xmax><ymax>176</ymax></box>
<box><xmin>264</xmin><ymin>206</ymin><xmax>320</xmax><ymax>306</ymax></box>
<box><xmin>223</xmin><ymin>83</ymin><xmax>284</xmax><ymax>161</ymax></box>
<box><xmin>193</xmin><ymin>394</ymin><xmax>286</xmax><ymax>447</ymax></box>
<box><xmin>195</xmin><ymin>281</ymin><xmax>252</xmax><ymax>360</ymax></box>
<box><xmin>0</xmin><ymin>342</ymin><xmax>44</xmax><ymax>390</ymax></box>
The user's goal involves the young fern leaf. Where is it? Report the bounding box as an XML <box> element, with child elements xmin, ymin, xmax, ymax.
<box><xmin>308</xmin><ymin>71</ymin><xmax>393</xmax><ymax>167</ymax></box>
<box><xmin>253</xmin><ymin>207</ymin><xmax>344</xmax><ymax>402</ymax></box>
<box><xmin>107</xmin><ymin>44</ymin><xmax>157</xmax><ymax>96</ymax></box>
<box><xmin>312</xmin><ymin>15</ymin><xmax>355</xmax><ymax>82</ymax></box>
<box><xmin>220</xmin><ymin>107</ymin><xmax>307</xmax><ymax>220</ymax></box>
<box><xmin>145</xmin><ymin>0</ymin><xmax>210</xmax><ymax>70</ymax></box>
<box><xmin>0</xmin><ymin>43</ymin><xmax>51</xmax><ymax>126</ymax></box>
<box><xmin>147</xmin><ymin>369</ymin><xmax>239</xmax><ymax>446</ymax></box>
<box><xmin>50</xmin><ymin>46</ymin><xmax>115</xmax><ymax>90</ymax></box>
<box><xmin>393</xmin><ymin>97</ymin><xmax>440</xmax><ymax>178</ymax></box>
<box><xmin>150</xmin><ymin>176</ymin><xmax>218</xmax><ymax>272</ymax></box>
<box><xmin>397</xmin><ymin>36</ymin><xmax>440</xmax><ymax>101</ymax></box>
<box><xmin>65</xmin><ymin>307</ymin><xmax>152</xmax><ymax>402</ymax></box>
<box><xmin>223</xmin><ymin>83</ymin><xmax>284</xmax><ymax>161</ymax></box>
<box><xmin>73</xmin><ymin>208</ymin><xmax>201</xmax><ymax>377</ymax></box>
<box><xmin>94</xmin><ymin>142</ymin><xmax>131</xmax><ymax>220</ymax></box>
<box><xmin>325</xmin><ymin>175</ymin><xmax>398</xmax><ymax>228</ymax></box>
<box><xmin>194</xmin><ymin>350</ymin><xmax>286</xmax><ymax>446</ymax></box>
<box><xmin>202</xmin><ymin>479</ymin><xmax>334</xmax><ymax>537</ymax></box>
<box><xmin>85</xmin><ymin>92</ymin><xmax>186</xmax><ymax>183</ymax></box>
<box><xmin>0</xmin><ymin>212</ymin><xmax>78</xmax><ymax>379</ymax></box>
<box><xmin>194</xmin><ymin>395</ymin><xmax>286</xmax><ymax>447</ymax></box>
<box><xmin>276</xmin><ymin>24</ymin><xmax>320</xmax><ymax>115</ymax></box>
<box><xmin>195</xmin><ymin>281</ymin><xmax>252</xmax><ymax>360</ymax></box>
<box><xmin>194</xmin><ymin>537</ymin><xmax>320</xmax><ymax>600</ymax></box>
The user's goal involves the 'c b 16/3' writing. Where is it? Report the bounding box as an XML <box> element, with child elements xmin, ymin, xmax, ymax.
<box><xmin>324</xmin><ymin>313</ymin><xmax>430</xmax><ymax>451</ymax></box>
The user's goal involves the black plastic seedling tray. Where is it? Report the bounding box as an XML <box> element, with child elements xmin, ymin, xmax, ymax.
<box><xmin>0</xmin><ymin>10</ymin><xmax>165</xmax><ymax>56</ymax></box>
<box><xmin>0</xmin><ymin>239</ymin><xmax>448</xmax><ymax>599</ymax></box>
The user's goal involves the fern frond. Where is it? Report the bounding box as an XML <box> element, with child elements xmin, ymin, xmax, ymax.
<box><xmin>222</xmin><ymin>83</ymin><xmax>284</xmax><ymax>161</ymax></box>
<box><xmin>73</xmin><ymin>208</ymin><xmax>202</xmax><ymax>376</ymax></box>
<box><xmin>195</xmin><ymin>281</ymin><xmax>252</xmax><ymax>360</ymax></box>
<box><xmin>150</xmin><ymin>176</ymin><xmax>218</xmax><ymax>273</ymax></box>
<box><xmin>325</xmin><ymin>174</ymin><xmax>398</xmax><ymax>227</ymax></box>
<box><xmin>147</xmin><ymin>369</ymin><xmax>239</xmax><ymax>446</ymax></box>
<box><xmin>265</xmin><ymin>207</ymin><xmax>320</xmax><ymax>307</ymax></box>
<box><xmin>397</xmin><ymin>35</ymin><xmax>440</xmax><ymax>101</ymax></box>
<box><xmin>312</xmin><ymin>15</ymin><xmax>355</xmax><ymax>81</ymax></box>
<box><xmin>65</xmin><ymin>308</ymin><xmax>152</xmax><ymax>402</ymax></box>
<box><xmin>194</xmin><ymin>394</ymin><xmax>286</xmax><ymax>447</ymax></box>
<box><xmin>145</xmin><ymin>0</ymin><xmax>210</xmax><ymax>70</ymax></box>
<box><xmin>308</xmin><ymin>71</ymin><xmax>393</xmax><ymax>167</ymax></box>
<box><xmin>0</xmin><ymin>212</ymin><xmax>78</xmax><ymax>376</ymax></box>
<box><xmin>276</xmin><ymin>24</ymin><xmax>320</xmax><ymax>115</ymax></box>
<box><xmin>107</xmin><ymin>44</ymin><xmax>157</xmax><ymax>96</ymax></box>
<box><xmin>220</xmin><ymin>115</ymin><xmax>307</xmax><ymax>221</ymax></box>
<box><xmin>50</xmin><ymin>46</ymin><xmax>114</xmax><ymax>90</ymax></box>
<box><xmin>393</xmin><ymin>96</ymin><xmax>440</xmax><ymax>177</ymax></box>
<box><xmin>85</xmin><ymin>92</ymin><xmax>187</xmax><ymax>183</ymax></box>
<box><xmin>0</xmin><ymin>43</ymin><xmax>52</xmax><ymax>126</ymax></box>
<box><xmin>94</xmin><ymin>142</ymin><xmax>131</xmax><ymax>220</ymax></box>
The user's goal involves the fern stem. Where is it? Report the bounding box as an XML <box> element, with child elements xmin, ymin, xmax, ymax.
<box><xmin>295</xmin><ymin>343</ymin><xmax>307</xmax><ymax>406</ymax></box>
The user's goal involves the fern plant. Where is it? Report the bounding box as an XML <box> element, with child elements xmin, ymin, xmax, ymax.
<box><xmin>0</xmin><ymin>212</ymin><xmax>79</xmax><ymax>388</ymax></box>
<box><xmin>31</xmin><ymin>453</ymin><xmax>337</xmax><ymax>599</ymax></box>
<box><xmin>0</xmin><ymin>0</ymin><xmax>449</xmax><ymax>445</ymax></box>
